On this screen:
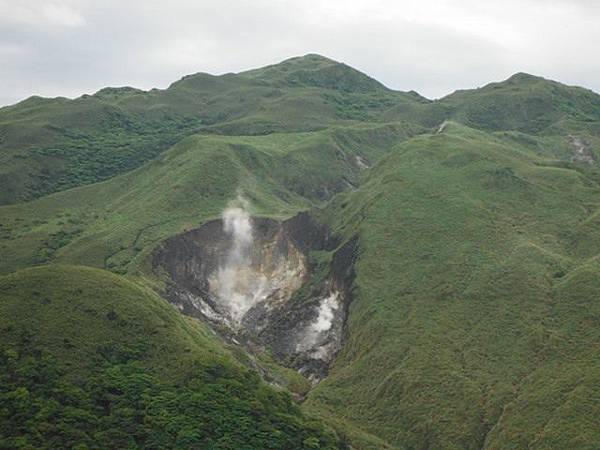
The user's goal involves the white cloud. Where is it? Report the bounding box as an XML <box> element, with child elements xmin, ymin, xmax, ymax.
<box><xmin>0</xmin><ymin>42</ymin><xmax>28</xmax><ymax>57</ymax></box>
<box><xmin>0</xmin><ymin>0</ymin><xmax>86</xmax><ymax>28</ymax></box>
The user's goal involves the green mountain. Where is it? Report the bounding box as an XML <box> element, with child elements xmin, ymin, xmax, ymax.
<box><xmin>0</xmin><ymin>54</ymin><xmax>423</xmax><ymax>205</ymax></box>
<box><xmin>1</xmin><ymin>54</ymin><xmax>599</xmax><ymax>449</ymax></box>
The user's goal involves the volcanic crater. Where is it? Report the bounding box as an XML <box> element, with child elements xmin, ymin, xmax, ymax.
<box><xmin>153</xmin><ymin>210</ymin><xmax>358</xmax><ymax>382</ymax></box>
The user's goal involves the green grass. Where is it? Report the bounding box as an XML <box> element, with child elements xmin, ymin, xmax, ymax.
<box><xmin>0</xmin><ymin>55</ymin><xmax>426</xmax><ymax>205</ymax></box>
<box><xmin>441</xmin><ymin>73</ymin><xmax>600</xmax><ymax>133</ymax></box>
<box><xmin>0</xmin><ymin>122</ymin><xmax>421</xmax><ymax>275</ymax></box>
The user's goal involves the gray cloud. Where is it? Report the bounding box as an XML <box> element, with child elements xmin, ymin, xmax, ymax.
<box><xmin>0</xmin><ymin>0</ymin><xmax>598</xmax><ymax>106</ymax></box>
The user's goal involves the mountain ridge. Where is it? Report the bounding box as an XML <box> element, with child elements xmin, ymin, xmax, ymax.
<box><xmin>7</xmin><ymin>53</ymin><xmax>600</xmax><ymax>109</ymax></box>
<box><xmin>1</xmin><ymin>54</ymin><xmax>599</xmax><ymax>449</ymax></box>
<box><xmin>1</xmin><ymin>56</ymin><xmax>598</xmax><ymax>205</ymax></box>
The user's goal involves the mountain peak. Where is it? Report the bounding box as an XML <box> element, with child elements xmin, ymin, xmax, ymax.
<box><xmin>93</xmin><ymin>86</ymin><xmax>145</xmax><ymax>98</ymax></box>
<box><xmin>505</xmin><ymin>72</ymin><xmax>543</xmax><ymax>84</ymax></box>
<box><xmin>245</xmin><ymin>53</ymin><xmax>340</xmax><ymax>73</ymax></box>
<box><xmin>240</xmin><ymin>53</ymin><xmax>388</xmax><ymax>93</ymax></box>
<box><xmin>283</xmin><ymin>53</ymin><xmax>337</xmax><ymax>64</ymax></box>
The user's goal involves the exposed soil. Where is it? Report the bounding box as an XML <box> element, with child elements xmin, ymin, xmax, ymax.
<box><xmin>153</xmin><ymin>212</ymin><xmax>357</xmax><ymax>382</ymax></box>
<box><xmin>570</xmin><ymin>135</ymin><xmax>595</xmax><ymax>164</ymax></box>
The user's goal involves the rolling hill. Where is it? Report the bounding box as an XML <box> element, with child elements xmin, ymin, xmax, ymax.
<box><xmin>1</xmin><ymin>54</ymin><xmax>599</xmax><ymax>449</ymax></box>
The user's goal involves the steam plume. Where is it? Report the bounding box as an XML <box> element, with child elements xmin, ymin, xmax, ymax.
<box><xmin>213</xmin><ymin>196</ymin><xmax>267</xmax><ymax>324</ymax></box>
<box><xmin>222</xmin><ymin>196</ymin><xmax>253</xmax><ymax>266</ymax></box>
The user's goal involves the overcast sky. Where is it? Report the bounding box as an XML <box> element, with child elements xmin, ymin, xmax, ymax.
<box><xmin>1</xmin><ymin>0</ymin><xmax>599</xmax><ymax>106</ymax></box>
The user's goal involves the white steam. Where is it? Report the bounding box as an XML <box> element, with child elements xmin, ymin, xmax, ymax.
<box><xmin>204</xmin><ymin>196</ymin><xmax>340</xmax><ymax>375</ymax></box>
<box><xmin>211</xmin><ymin>196</ymin><xmax>268</xmax><ymax>324</ymax></box>
<box><xmin>297</xmin><ymin>291</ymin><xmax>340</xmax><ymax>358</ymax></box>
<box><xmin>311</xmin><ymin>292</ymin><xmax>339</xmax><ymax>333</ymax></box>
<box><xmin>222</xmin><ymin>199</ymin><xmax>253</xmax><ymax>266</ymax></box>
<box><xmin>208</xmin><ymin>195</ymin><xmax>307</xmax><ymax>330</ymax></box>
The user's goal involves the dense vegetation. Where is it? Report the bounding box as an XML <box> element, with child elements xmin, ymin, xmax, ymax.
<box><xmin>1</xmin><ymin>54</ymin><xmax>599</xmax><ymax>449</ymax></box>
<box><xmin>0</xmin><ymin>266</ymin><xmax>345</xmax><ymax>449</ymax></box>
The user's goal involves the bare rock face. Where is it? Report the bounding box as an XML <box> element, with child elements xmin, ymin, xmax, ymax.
<box><xmin>153</xmin><ymin>212</ymin><xmax>357</xmax><ymax>382</ymax></box>
<box><xmin>570</xmin><ymin>135</ymin><xmax>596</xmax><ymax>164</ymax></box>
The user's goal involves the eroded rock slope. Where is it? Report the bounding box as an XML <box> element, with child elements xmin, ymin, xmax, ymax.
<box><xmin>153</xmin><ymin>211</ymin><xmax>357</xmax><ymax>381</ymax></box>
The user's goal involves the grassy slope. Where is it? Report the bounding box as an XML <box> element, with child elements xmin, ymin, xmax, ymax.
<box><xmin>384</xmin><ymin>72</ymin><xmax>600</xmax><ymax>137</ymax></box>
<box><xmin>0</xmin><ymin>122</ymin><xmax>420</xmax><ymax>275</ymax></box>
<box><xmin>0</xmin><ymin>55</ymin><xmax>425</xmax><ymax>205</ymax></box>
<box><xmin>440</xmin><ymin>73</ymin><xmax>600</xmax><ymax>133</ymax></box>
<box><xmin>305</xmin><ymin>122</ymin><xmax>600</xmax><ymax>449</ymax></box>
<box><xmin>0</xmin><ymin>265</ymin><xmax>345</xmax><ymax>449</ymax></box>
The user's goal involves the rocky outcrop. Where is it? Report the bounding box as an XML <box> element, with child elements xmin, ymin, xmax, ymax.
<box><xmin>153</xmin><ymin>212</ymin><xmax>357</xmax><ymax>382</ymax></box>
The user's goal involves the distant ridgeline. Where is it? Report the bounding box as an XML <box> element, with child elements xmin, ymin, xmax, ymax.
<box><xmin>0</xmin><ymin>55</ymin><xmax>599</xmax><ymax>449</ymax></box>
